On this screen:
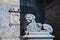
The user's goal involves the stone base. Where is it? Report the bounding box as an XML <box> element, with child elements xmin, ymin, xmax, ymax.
<box><xmin>24</xmin><ymin>38</ymin><xmax>53</xmax><ymax>40</ymax></box>
<box><xmin>23</xmin><ymin>35</ymin><xmax>54</xmax><ymax>40</ymax></box>
<box><xmin>23</xmin><ymin>32</ymin><xmax>55</xmax><ymax>40</ymax></box>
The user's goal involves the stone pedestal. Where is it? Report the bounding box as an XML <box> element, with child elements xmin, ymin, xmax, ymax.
<box><xmin>23</xmin><ymin>32</ymin><xmax>55</xmax><ymax>40</ymax></box>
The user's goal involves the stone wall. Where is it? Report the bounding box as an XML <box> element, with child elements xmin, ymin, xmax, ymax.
<box><xmin>0</xmin><ymin>0</ymin><xmax>19</xmax><ymax>6</ymax></box>
<box><xmin>0</xmin><ymin>4</ymin><xmax>20</xmax><ymax>40</ymax></box>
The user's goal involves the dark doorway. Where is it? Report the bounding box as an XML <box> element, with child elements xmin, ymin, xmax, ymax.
<box><xmin>20</xmin><ymin>0</ymin><xmax>45</xmax><ymax>36</ymax></box>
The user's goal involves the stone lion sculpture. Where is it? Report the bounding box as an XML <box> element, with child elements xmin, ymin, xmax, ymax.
<box><xmin>25</xmin><ymin>14</ymin><xmax>53</xmax><ymax>35</ymax></box>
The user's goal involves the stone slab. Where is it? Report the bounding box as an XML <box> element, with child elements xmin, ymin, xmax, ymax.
<box><xmin>23</xmin><ymin>35</ymin><xmax>55</xmax><ymax>40</ymax></box>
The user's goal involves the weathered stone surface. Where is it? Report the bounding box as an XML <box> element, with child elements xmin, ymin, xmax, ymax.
<box><xmin>0</xmin><ymin>0</ymin><xmax>19</xmax><ymax>6</ymax></box>
<box><xmin>0</xmin><ymin>3</ymin><xmax>20</xmax><ymax>40</ymax></box>
<box><xmin>1</xmin><ymin>38</ymin><xmax>20</xmax><ymax>40</ymax></box>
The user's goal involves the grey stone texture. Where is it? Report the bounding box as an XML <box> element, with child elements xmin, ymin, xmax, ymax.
<box><xmin>0</xmin><ymin>4</ymin><xmax>20</xmax><ymax>40</ymax></box>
